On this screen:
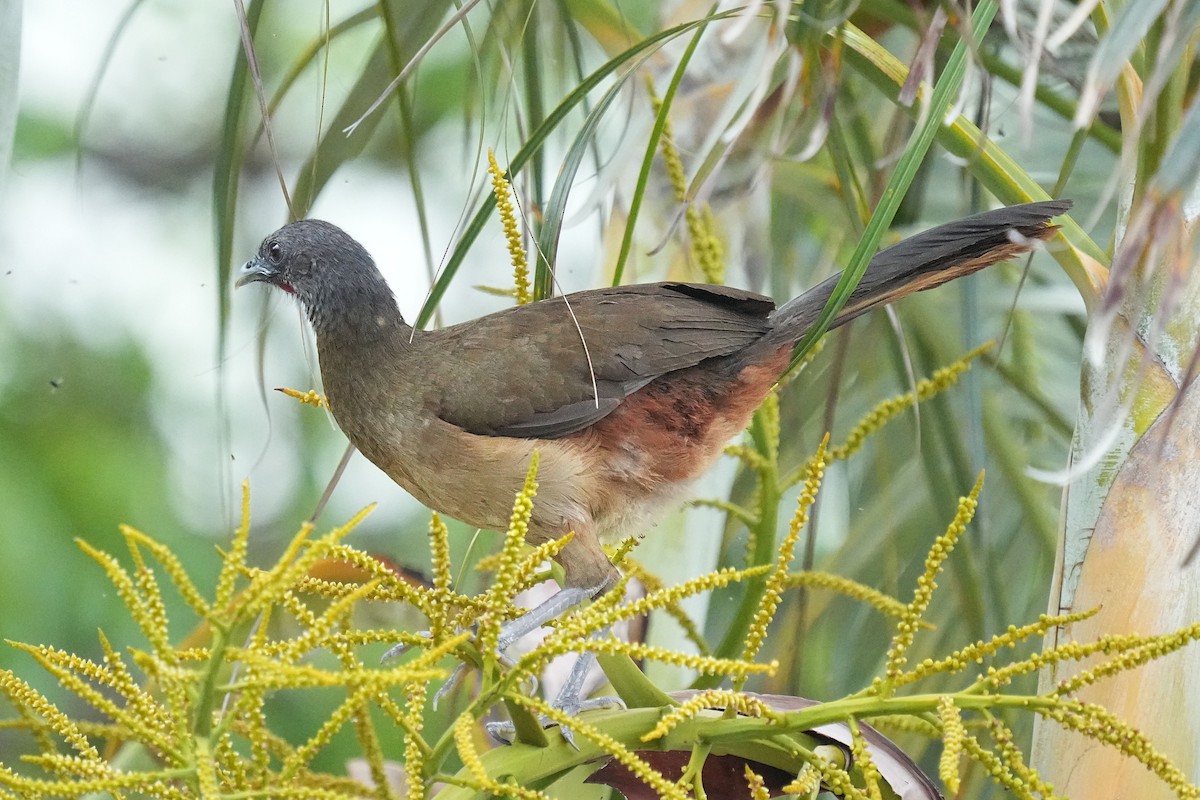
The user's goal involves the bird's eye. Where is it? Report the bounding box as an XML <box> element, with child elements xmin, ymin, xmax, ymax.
<box><xmin>267</xmin><ymin>241</ymin><xmax>283</xmax><ymax>263</ymax></box>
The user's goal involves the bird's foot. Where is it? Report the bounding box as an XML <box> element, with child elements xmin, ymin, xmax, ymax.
<box><xmin>486</xmin><ymin>648</ymin><xmax>623</xmax><ymax>748</ymax></box>
<box><xmin>380</xmin><ymin>629</ymin><xmax>433</xmax><ymax>662</ymax></box>
<box><xmin>495</xmin><ymin>585</ymin><xmax>595</xmax><ymax>651</ymax></box>
<box><xmin>383</xmin><ymin>584</ymin><xmax>595</xmax><ymax>662</ymax></box>
<box><xmin>380</xmin><ymin>584</ymin><xmax>607</xmax><ymax>721</ymax></box>
<box><xmin>485</xmin><ymin>693</ymin><xmax>624</xmax><ymax>746</ymax></box>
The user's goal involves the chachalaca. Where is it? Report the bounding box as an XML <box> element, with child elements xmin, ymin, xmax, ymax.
<box><xmin>237</xmin><ymin>199</ymin><xmax>1070</xmax><ymax>679</ymax></box>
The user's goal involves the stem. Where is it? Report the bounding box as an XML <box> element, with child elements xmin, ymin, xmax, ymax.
<box><xmin>703</xmin><ymin>409</ymin><xmax>782</xmax><ymax>679</ymax></box>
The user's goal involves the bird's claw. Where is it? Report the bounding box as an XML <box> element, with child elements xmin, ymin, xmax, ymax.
<box><xmin>383</xmin><ymin>587</ymin><xmax>606</xmax><ymax>728</ymax></box>
<box><xmin>485</xmin><ymin>694</ymin><xmax>625</xmax><ymax>748</ymax></box>
<box><xmin>381</xmin><ymin>630</ymin><xmax>432</xmax><ymax>662</ymax></box>
<box><xmin>433</xmin><ymin>663</ymin><xmax>468</xmax><ymax>710</ymax></box>
<box><xmin>383</xmin><ymin>627</ymin><xmax>536</xmax><ymax>711</ymax></box>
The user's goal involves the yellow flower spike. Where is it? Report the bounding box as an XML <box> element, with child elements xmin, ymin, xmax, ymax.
<box><xmin>878</xmin><ymin>472</ymin><xmax>983</xmax><ymax>695</ymax></box>
<box><xmin>724</xmin><ymin>443</ymin><xmax>770</xmax><ymax>474</ymax></box>
<box><xmin>350</xmin><ymin>694</ymin><xmax>391</xmax><ymax>798</ymax></box>
<box><xmin>781</xmin><ymin>763</ymin><xmax>820</xmax><ymax>797</ymax></box>
<box><xmin>120</xmin><ymin>526</ymin><xmax>210</xmax><ymax>618</ymax></box>
<box><xmin>488</xmin><ymin>148</ymin><xmax>531</xmax><ymax>306</ymax></box>
<box><xmin>1050</xmin><ymin>620</ymin><xmax>1200</xmax><ymax>696</ymax></box>
<box><xmin>741</xmin><ymin>437</ymin><xmax>828</xmax><ymax>666</ymax></box>
<box><xmin>281</xmin><ymin>686</ymin><xmax>374</xmax><ymax>780</ymax></box>
<box><xmin>959</xmin><ymin>734</ymin><xmax>1034</xmax><ymax>798</ymax></box>
<box><xmin>1044</xmin><ymin>700</ymin><xmax>1198</xmax><ymax>796</ymax></box>
<box><xmin>937</xmin><ymin>696</ymin><xmax>964</xmax><ymax>796</ymax></box>
<box><xmin>783</xmin><ymin>571</ymin><xmax>909</xmax><ymax>619</ymax></box>
<box><xmin>479</xmin><ymin>452</ymin><xmax>540</xmax><ymax>654</ymax></box>
<box><xmin>985</xmin><ymin>717</ymin><xmax>1059</xmax><ymax>799</ymax></box>
<box><xmin>647</xmin><ymin>79</ymin><xmax>687</xmax><ymax>208</ymax></box>
<box><xmin>276</xmin><ymin>386</ymin><xmax>328</xmax><ymax>408</ymax></box>
<box><xmin>503</xmin><ymin>531</ymin><xmax>574</xmax><ymax>605</ymax></box>
<box><xmin>235</xmin><ymin>690</ymin><xmax>272</xmax><ymax>776</ymax></box>
<box><xmin>74</xmin><ymin>538</ymin><xmax>171</xmax><ymax>656</ymax></box>
<box><xmin>242</xmin><ymin>504</ymin><xmax>375</xmax><ymax>619</ymax></box>
<box><xmin>318</xmin><ymin>543</ymin><xmax>438</xmax><ymax>615</ymax></box>
<box><xmin>227</xmin><ymin>649</ymin><xmax>448</xmax><ymax>694</ymax></box>
<box><xmin>745</xmin><ymin>763</ymin><xmax>770</xmax><ymax>800</ymax></box>
<box><xmin>195</xmin><ymin>736</ymin><xmax>221</xmax><ymax>797</ymax></box>
<box><xmin>124</xmin><ymin>541</ymin><xmax>172</xmax><ymax>657</ymax></box>
<box><xmin>403</xmin><ymin>682</ymin><xmax>428</xmax><ymax>800</ymax></box>
<box><xmin>641</xmin><ymin>689</ymin><xmax>779</xmax><ymax>742</ymax></box>
<box><xmin>96</xmin><ymin>631</ymin><xmax>169</xmax><ymax>736</ymax></box>
<box><xmin>802</xmin><ymin>749</ymin><xmax>869</xmax><ymax>800</ymax></box>
<box><xmin>524</xmin><ymin>633</ymin><xmax>774</xmax><ymax>681</ymax></box>
<box><xmin>884</xmin><ymin>608</ymin><xmax>1096</xmax><ymax>690</ymax></box>
<box><xmin>696</xmin><ymin>205</ymin><xmax>725</xmax><ymax>284</ymax></box>
<box><xmin>13</xmin><ymin>643</ymin><xmax>179</xmax><ymax>761</ymax></box>
<box><xmin>607</xmin><ymin>535</ymin><xmax>639</xmax><ymax>569</ymax></box>
<box><xmin>280</xmin><ymin>588</ymin><xmax>319</xmax><ymax>635</ymax></box>
<box><xmin>215</xmin><ymin>733</ymin><xmax>246</xmax><ymax>787</ymax></box>
<box><xmin>798</xmin><ymin>341</ymin><xmax>992</xmax><ymax>478</ymax></box>
<box><xmin>278</xmin><ymin>580</ymin><xmax>382</xmax><ymax>664</ymax></box>
<box><xmin>24</xmin><ymin>753</ymin><xmax>120</xmax><ymax>783</ymax></box>
<box><xmin>428</xmin><ymin>512</ymin><xmax>454</xmax><ymax>637</ymax></box>
<box><xmin>453</xmin><ymin>711</ymin><xmax>489</xmax><ymax>786</ymax></box>
<box><xmin>622</xmin><ymin>558</ymin><xmax>712</xmax><ymax>655</ymax></box>
<box><xmin>515</xmin><ymin>694</ymin><xmax>687</xmax><ymax>800</ymax></box>
<box><xmin>865</xmin><ymin>714</ymin><xmax>942</xmax><ymax>738</ymax></box>
<box><xmin>234</xmin><ymin>519</ymin><xmax>313</xmax><ymax>613</ymax></box>
<box><xmin>0</xmin><ymin>669</ymin><xmax>100</xmax><ymax>762</ymax></box>
<box><xmin>554</xmin><ymin>565</ymin><xmax>770</xmax><ymax>642</ymax></box>
<box><xmin>758</xmin><ymin>390</ymin><xmax>781</xmax><ymax>464</ymax></box>
<box><xmin>453</xmin><ymin>711</ymin><xmax>552</xmax><ymax>800</ymax></box>
<box><xmin>848</xmin><ymin>717</ymin><xmax>884</xmax><ymax>800</ymax></box>
<box><xmin>646</xmin><ymin>78</ymin><xmax>724</xmax><ymax>284</ymax></box>
<box><xmin>215</xmin><ymin>480</ymin><xmax>252</xmax><ymax>611</ymax></box>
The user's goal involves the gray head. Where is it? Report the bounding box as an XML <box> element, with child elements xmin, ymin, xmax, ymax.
<box><xmin>236</xmin><ymin>219</ymin><xmax>401</xmax><ymax>333</ymax></box>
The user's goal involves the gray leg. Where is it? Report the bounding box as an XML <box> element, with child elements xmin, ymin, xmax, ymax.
<box><xmin>488</xmin><ymin>630</ymin><xmax>625</xmax><ymax>747</ymax></box>
<box><xmin>496</xmin><ymin>585</ymin><xmax>596</xmax><ymax>650</ymax></box>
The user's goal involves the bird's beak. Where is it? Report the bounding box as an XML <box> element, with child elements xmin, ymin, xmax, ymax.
<box><xmin>235</xmin><ymin>256</ymin><xmax>276</xmax><ymax>288</ymax></box>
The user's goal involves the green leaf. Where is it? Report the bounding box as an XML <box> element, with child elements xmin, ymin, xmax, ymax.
<box><xmin>213</xmin><ymin>0</ymin><xmax>264</xmax><ymax>359</ymax></box>
<box><xmin>787</xmin><ymin>0</ymin><xmax>1001</xmax><ymax>372</ymax></box>
<box><xmin>416</xmin><ymin>11</ymin><xmax>738</xmax><ymax>327</ymax></box>
<box><xmin>1151</xmin><ymin>83</ymin><xmax>1200</xmax><ymax>198</ymax></box>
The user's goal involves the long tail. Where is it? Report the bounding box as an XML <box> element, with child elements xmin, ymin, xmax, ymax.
<box><xmin>765</xmin><ymin>200</ymin><xmax>1072</xmax><ymax>344</ymax></box>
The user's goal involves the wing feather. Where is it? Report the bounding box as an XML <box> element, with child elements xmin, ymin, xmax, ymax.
<box><xmin>422</xmin><ymin>282</ymin><xmax>775</xmax><ymax>438</ymax></box>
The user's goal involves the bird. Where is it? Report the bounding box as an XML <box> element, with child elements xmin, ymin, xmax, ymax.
<box><xmin>237</xmin><ymin>199</ymin><xmax>1070</xmax><ymax>683</ymax></box>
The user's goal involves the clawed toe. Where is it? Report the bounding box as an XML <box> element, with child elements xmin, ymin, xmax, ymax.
<box><xmin>565</xmin><ymin>694</ymin><xmax>623</xmax><ymax>714</ymax></box>
<box><xmin>485</xmin><ymin>695</ymin><xmax>626</xmax><ymax>748</ymax></box>
<box><xmin>433</xmin><ymin>663</ymin><xmax>468</xmax><ymax>710</ymax></box>
<box><xmin>384</xmin><ymin>585</ymin><xmax>611</xmax><ymax>736</ymax></box>
<box><xmin>380</xmin><ymin>630</ymin><xmax>432</xmax><ymax>662</ymax></box>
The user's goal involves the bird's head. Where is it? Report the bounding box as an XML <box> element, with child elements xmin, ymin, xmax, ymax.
<box><xmin>236</xmin><ymin>219</ymin><xmax>400</xmax><ymax>333</ymax></box>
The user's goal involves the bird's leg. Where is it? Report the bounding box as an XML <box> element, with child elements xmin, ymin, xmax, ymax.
<box><xmin>394</xmin><ymin>536</ymin><xmax>627</xmax><ymax>740</ymax></box>
<box><xmin>496</xmin><ymin>585</ymin><xmax>595</xmax><ymax>650</ymax></box>
<box><xmin>404</xmin><ymin>527</ymin><xmax>621</xmax><ymax>723</ymax></box>
<box><xmin>551</xmin><ymin>647</ymin><xmax>622</xmax><ymax>714</ymax></box>
<box><xmin>486</xmin><ymin>526</ymin><xmax>622</xmax><ymax>741</ymax></box>
<box><xmin>545</xmin><ymin>641</ymin><xmax>625</xmax><ymax>748</ymax></box>
<box><xmin>417</xmin><ymin>582</ymin><xmax>604</xmax><ymax>710</ymax></box>
<box><xmin>488</xmin><ymin>628</ymin><xmax>624</xmax><ymax>747</ymax></box>
<box><xmin>498</xmin><ymin>523</ymin><xmax>619</xmax><ymax>650</ymax></box>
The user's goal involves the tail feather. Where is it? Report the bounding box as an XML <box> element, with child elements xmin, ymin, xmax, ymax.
<box><xmin>766</xmin><ymin>200</ymin><xmax>1072</xmax><ymax>344</ymax></box>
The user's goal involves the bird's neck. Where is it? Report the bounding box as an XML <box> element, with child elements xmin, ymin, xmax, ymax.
<box><xmin>304</xmin><ymin>276</ymin><xmax>413</xmax><ymax>348</ymax></box>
